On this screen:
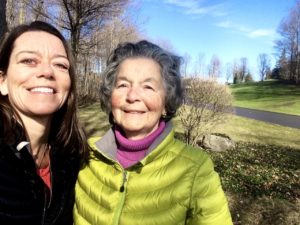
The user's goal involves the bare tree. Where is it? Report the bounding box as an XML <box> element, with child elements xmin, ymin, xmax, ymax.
<box><xmin>178</xmin><ymin>78</ymin><xmax>233</xmax><ymax>146</ymax></box>
<box><xmin>275</xmin><ymin>0</ymin><xmax>300</xmax><ymax>83</ymax></box>
<box><xmin>182</xmin><ymin>53</ymin><xmax>191</xmax><ymax>78</ymax></box>
<box><xmin>225</xmin><ymin>62</ymin><xmax>232</xmax><ymax>84</ymax></box>
<box><xmin>193</xmin><ymin>53</ymin><xmax>205</xmax><ymax>77</ymax></box>
<box><xmin>27</xmin><ymin>0</ymin><xmax>130</xmax><ymax>61</ymax></box>
<box><xmin>0</xmin><ymin>0</ymin><xmax>7</xmax><ymax>44</ymax></box>
<box><xmin>258</xmin><ymin>53</ymin><xmax>270</xmax><ymax>81</ymax></box>
<box><xmin>232</xmin><ymin>59</ymin><xmax>240</xmax><ymax>84</ymax></box>
<box><xmin>208</xmin><ymin>55</ymin><xmax>221</xmax><ymax>79</ymax></box>
<box><xmin>31</xmin><ymin>0</ymin><xmax>45</xmax><ymax>20</ymax></box>
<box><xmin>239</xmin><ymin>57</ymin><xmax>248</xmax><ymax>82</ymax></box>
<box><xmin>5</xmin><ymin>0</ymin><xmax>15</xmax><ymax>30</ymax></box>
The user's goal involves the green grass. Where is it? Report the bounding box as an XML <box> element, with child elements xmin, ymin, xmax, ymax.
<box><xmin>210</xmin><ymin>142</ymin><xmax>300</xmax><ymax>225</ymax></box>
<box><xmin>213</xmin><ymin>115</ymin><xmax>300</xmax><ymax>149</ymax></box>
<box><xmin>172</xmin><ymin>113</ymin><xmax>300</xmax><ymax>149</ymax></box>
<box><xmin>230</xmin><ymin>80</ymin><xmax>300</xmax><ymax>116</ymax></box>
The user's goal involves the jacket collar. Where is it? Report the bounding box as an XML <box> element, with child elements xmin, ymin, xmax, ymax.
<box><xmin>94</xmin><ymin>122</ymin><xmax>174</xmax><ymax>167</ymax></box>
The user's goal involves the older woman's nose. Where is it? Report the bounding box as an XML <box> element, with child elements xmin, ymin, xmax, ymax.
<box><xmin>126</xmin><ymin>87</ymin><xmax>140</xmax><ymax>102</ymax></box>
<box><xmin>37</xmin><ymin>62</ymin><xmax>54</xmax><ymax>79</ymax></box>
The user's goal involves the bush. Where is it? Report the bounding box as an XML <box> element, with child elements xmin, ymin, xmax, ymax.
<box><xmin>178</xmin><ymin>78</ymin><xmax>233</xmax><ymax>146</ymax></box>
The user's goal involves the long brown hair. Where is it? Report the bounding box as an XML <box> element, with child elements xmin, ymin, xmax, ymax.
<box><xmin>0</xmin><ymin>21</ymin><xmax>89</xmax><ymax>160</ymax></box>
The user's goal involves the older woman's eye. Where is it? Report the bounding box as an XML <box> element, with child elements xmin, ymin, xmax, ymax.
<box><xmin>116</xmin><ymin>83</ymin><xmax>128</xmax><ymax>88</ymax></box>
<box><xmin>144</xmin><ymin>85</ymin><xmax>154</xmax><ymax>90</ymax></box>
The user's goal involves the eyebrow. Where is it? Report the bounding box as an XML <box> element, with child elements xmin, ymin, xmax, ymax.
<box><xmin>16</xmin><ymin>50</ymin><xmax>68</xmax><ymax>60</ymax></box>
<box><xmin>116</xmin><ymin>76</ymin><xmax>158</xmax><ymax>83</ymax></box>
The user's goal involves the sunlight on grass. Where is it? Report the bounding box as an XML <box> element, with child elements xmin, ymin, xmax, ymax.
<box><xmin>230</xmin><ymin>80</ymin><xmax>300</xmax><ymax>116</ymax></box>
<box><xmin>213</xmin><ymin>116</ymin><xmax>300</xmax><ymax>149</ymax></box>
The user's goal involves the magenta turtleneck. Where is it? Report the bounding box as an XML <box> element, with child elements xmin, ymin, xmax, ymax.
<box><xmin>115</xmin><ymin>121</ymin><xmax>166</xmax><ymax>168</ymax></box>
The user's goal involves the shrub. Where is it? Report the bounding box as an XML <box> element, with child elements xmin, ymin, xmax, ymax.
<box><xmin>178</xmin><ymin>78</ymin><xmax>233</xmax><ymax>146</ymax></box>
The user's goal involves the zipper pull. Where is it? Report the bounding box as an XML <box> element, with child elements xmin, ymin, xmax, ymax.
<box><xmin>120</xmin><ymin>172</ymin><xmax>127</xmax><ymax>192</ymax></box>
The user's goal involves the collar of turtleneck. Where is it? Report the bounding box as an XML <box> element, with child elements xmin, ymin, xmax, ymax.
<box><xmin>115</xmin><ymin>120</ymin><xmax>166</xmax><ymax>168</ymax></box>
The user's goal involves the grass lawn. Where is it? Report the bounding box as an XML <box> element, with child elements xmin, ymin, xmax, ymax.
<box><xmin>79</xmin><ymin>103</ymin><xmax>300</xmax><ymax>225</ymax></box>
<box><xmin>230</xmin><ymin>80</ymin><xmax>300</xmax><ymax>116</ymax></box>
<box><xmin>213</xmin><ymin>115</ymin><xmax>300</xmax><ymax>149</ymax></box>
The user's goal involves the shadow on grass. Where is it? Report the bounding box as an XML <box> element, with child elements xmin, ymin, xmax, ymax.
<box><xmin>228</xmin><ymin>193</ymin><xmax>300</xmax><ymax>225</ymax></box>
<box><xmin>206</xmin><ymin>141</ymin><xmax>300</xmax><ymax>224</ymax></box>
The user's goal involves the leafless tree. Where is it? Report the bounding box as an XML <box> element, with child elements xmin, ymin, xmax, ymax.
<box><xmin>77</xmin><ymin>13</ymin><xmax>141</xmax><ymax>102</ymax></box>
<box><xmin>239</xmin><ymin>57</ymin><xmax>248</xmax><ymax>82</ymax></box>
<box><xmin>276</xmin><ymin>0</ymin><xmax>300</xmax><ymax>83</ymax></box>
<box><xmin>27</xmin><ymin>0</ymin><xmax>129</xmax><ymax>62</ymax></box>
<box><xmin>0</xmin><ymin>0</ymin><xmax>7</xmax><ymax>44</ymax></box>
<box><xmin>232</xmin><ymin>59</ymin><xmax>240</xmax><ymax>84</ymax></box>
<box><xmin>193</xmin><ymin>53</ymin><xmax>205</xmax><ymax>77</ymax></box>
<box><xmin>258</xmin><ymin>53</ymin><xmax>270</xmax><ymax>81</ymax></box>
<box><xmin>225</xmin><ymin>62</ymin><xmax>232</xmax><ymax>84</ymax></box>
<box><xmin>208</xmin><ymin>55</ymin><xmax>221</xmax><ymax>79</ymax></box>
<box><xmin>182</xmin><ymin>53</ymin><xmax>191</xmax><ymax>78</ymax></box>
<box><xmin>178</xmin><ymin>78</ymin><xmax>233</xmax><ymax>146</ymax></box>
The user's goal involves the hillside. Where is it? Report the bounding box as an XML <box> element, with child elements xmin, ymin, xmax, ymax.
<box><xmin>230</xmin><ymin>80</ymin><xmax>300</xmax><ymax>116</ymax></box>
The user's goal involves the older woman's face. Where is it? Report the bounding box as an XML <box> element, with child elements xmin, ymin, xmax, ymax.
<box><xmin>111</xmin><ymin>58</ymin><xmax>166</xmax><ymax>140</ymax></box>
<box><xmin>0</xmin><ymin>31</ymin><xmax>71</xmax><ymax>123</ymax></box>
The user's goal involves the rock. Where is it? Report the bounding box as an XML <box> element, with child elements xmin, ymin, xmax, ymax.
<box><xmin>202</xmin><ymin>133</ymin><xmax>235</xmax><ymax>152</ymax></box>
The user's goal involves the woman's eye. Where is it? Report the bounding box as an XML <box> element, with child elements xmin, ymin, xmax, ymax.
<box><xmin>20</xmin><ymin>58</ymin><xmax>36</xmax><ymax>65</ymax></box>
<box><xmin>116</xmin><ymin>83</ymin><xmax>127</xmax><ymax>88</ymax></box>
<box><xmin>144</xmin><ymin>85</ymin><xmax>154</xmax><ymax>90</ymax></box>
<box><xmin>55</xmin><ymin>63</ymin><xmax>69</xmax><ymax>71</ymax></box>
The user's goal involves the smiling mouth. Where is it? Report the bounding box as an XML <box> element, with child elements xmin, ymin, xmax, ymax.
<box><xmin>29</xmin><ymin>87</ymin><xmax>55</xmax><ymax>94</ymax></box>
<box><xmin>124</xmin><ymin>110</ymin><xmax>145</xmax><ymax>114</ymax></box>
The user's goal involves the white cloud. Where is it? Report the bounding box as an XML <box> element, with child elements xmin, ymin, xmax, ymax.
<box><xmin>216</xmin><ymin>20</ymin><xmax>275</xmax><ymax>39</ymax></box>
<box><xmin>248</xmin><ymin>29</ymin><xmax>275</xmax><ymax>38</ymax></box>
<box><xmin>163</xmin><ymin>0</ymin><xmax>227</xmax><ymax>17</ymax></box>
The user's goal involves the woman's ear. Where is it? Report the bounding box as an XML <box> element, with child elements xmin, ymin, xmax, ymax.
<box><xmin>0</xmin><ymin>71</ymin><xmax>8</xmax><ymax>95</ymax></box>
<box><xmin>162</xmin><ymin>109</ymin><xmax>167</xmax><ymax>118</ymax></box>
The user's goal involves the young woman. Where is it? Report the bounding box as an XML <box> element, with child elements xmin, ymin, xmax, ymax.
<box><xmin>0</xmin><ymin>21</ymin><xmax>89</xmax><ymax>225</ymax></box>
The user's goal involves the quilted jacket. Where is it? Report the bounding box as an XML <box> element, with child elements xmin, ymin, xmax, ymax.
<box><xmin>74</xmin><ymin>123</ymin><xmax>232</xmax><ymax>225</ymax></box>
<box><xmin>0</xmin><ymin>126</ymin><xmax>80</xmax><ymax>225</ymax></box>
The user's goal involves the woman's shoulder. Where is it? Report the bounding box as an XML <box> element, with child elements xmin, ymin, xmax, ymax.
<box><xmin>88</xmin><ymin>136</ymin><xmax>101</xmax><ymax>148</ymax></box>
<box><xmin>171</xmin><ymin>138</ymin><xmax>213</xmax><ymax>168</ymax></box>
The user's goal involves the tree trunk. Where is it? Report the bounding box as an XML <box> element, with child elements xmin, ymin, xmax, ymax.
<box><xmin>0</xmin><ymin>0</ymin><xmax>7</xmax><ymax>44</ymax></box>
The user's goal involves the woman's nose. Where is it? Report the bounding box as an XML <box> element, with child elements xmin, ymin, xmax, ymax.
<box><xmin>37</xmin><ymin>62</ymin><xmax>54</xmax><ymax>79</ymax></box>
<box><xmin>126</xmin><ymin>87</ymin><xmax>140</xmax><ymax>102</ymax></box>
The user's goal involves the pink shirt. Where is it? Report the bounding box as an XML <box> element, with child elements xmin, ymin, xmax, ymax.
<box><xmin>115</xmin><ymin>121</ymin><xmax>166</xmax><ymax>168</ymax></box>
<box><xmin>36</xmin><ymin>163</ymin><xmax>51</xmax><ymax>189</ymax></box>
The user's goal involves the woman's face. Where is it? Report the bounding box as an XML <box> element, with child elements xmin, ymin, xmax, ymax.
<box><xmin>0</xmin><ymin>31</ymin><xmax>71</xmax><ymax>123</ymax></box>
<box><xmin>111</xmin><ymin>58</ymin><xmax>166</xmax><ymax>140</ymax></box>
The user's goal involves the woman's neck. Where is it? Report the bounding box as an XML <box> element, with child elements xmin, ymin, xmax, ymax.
<box><xmin>20</xmin><ymin>114</ymin><xmax>51</xmax><ymax>155</ymax></box>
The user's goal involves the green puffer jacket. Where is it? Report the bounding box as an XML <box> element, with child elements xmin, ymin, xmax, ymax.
<box><xmin>74</xmin><ymin>123</ymin><xmax>232</xmax><ymax>225</ymax></box>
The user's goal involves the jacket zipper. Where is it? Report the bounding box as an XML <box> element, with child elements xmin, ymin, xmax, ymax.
<box><xmin>41</xmin><ymin>160</ymin><xmax>53</xmax><ymax>225</ymax></box>
<box><xmin>41</xmin><ymin>185</ymin><xmax>48</xmax><ymax>225</ymax></box>
<box><xmin>112</xmin><ymin>170</ymin><xmax>129</xmax><ymax>225</ymax></box>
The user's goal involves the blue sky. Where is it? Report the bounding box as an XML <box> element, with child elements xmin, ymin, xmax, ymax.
<box><xmin>136</xmin><ymin>0</ymin><xmax>296</xmax><ymax>80</ymax></box>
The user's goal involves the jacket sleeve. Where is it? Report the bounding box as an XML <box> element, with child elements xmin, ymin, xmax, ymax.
<box><xmin>187</xmin><ymin>155</ymin><xmax>233</xmax><ymax>225</ymax></box>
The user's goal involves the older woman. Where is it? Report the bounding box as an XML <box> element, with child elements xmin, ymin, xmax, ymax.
<box><xmin>74</xmin><ymin>40</ymin><xmax>232</xmax><ymax>225</ymax></box>
<box><xmin>0</xmin><ymin>21</ymin><xmax>89</xmax><ymax>224</ymax></box>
